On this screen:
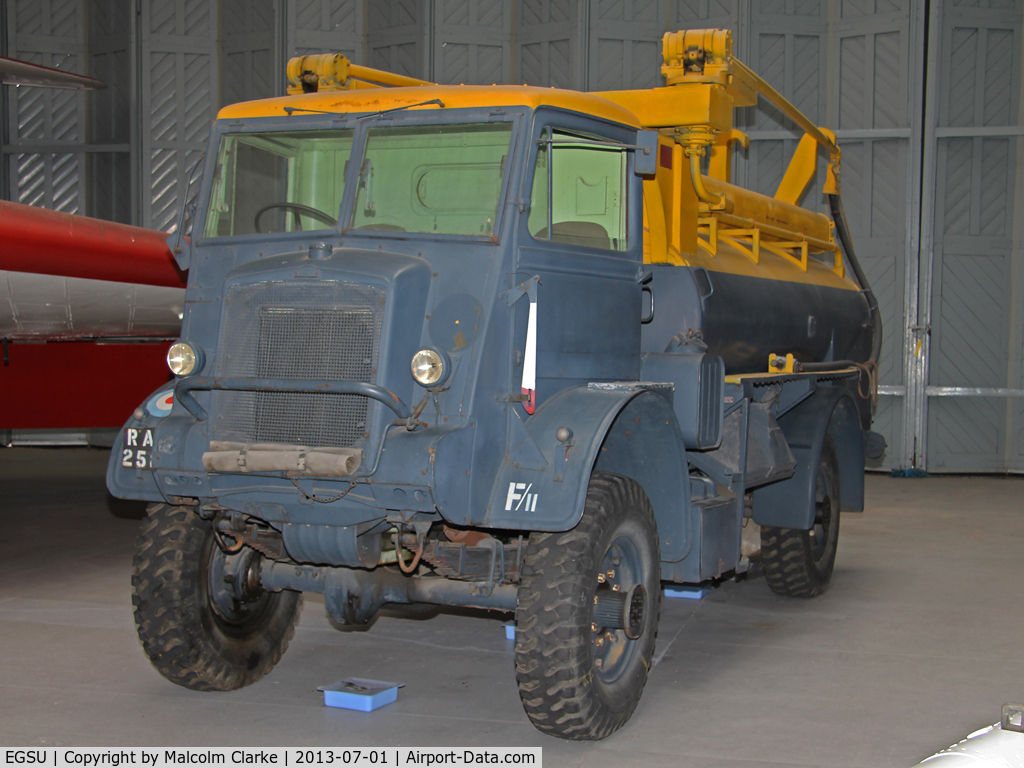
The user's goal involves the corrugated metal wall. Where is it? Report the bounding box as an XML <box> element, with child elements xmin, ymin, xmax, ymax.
<box><xmin>2</xmin><ymin>0</ymin><xmax>1023</xmax><ymax>470</ymax></box>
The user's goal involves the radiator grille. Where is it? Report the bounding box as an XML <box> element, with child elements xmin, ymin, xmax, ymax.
<box><xmin>211</xmin><ymin>281</ymin><xmax>386</xmax><ymax>448</ymax></box>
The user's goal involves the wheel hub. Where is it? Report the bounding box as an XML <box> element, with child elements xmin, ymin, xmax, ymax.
<box><xmin>593</xmin><ymin>584</ymin><xmax>646</xmax><ymax>639</ymax></box>
<box><xmin>208</xmin><ymin>545</ymin><xmax>266</xmax><ymax>622</ymax></box>
<box><xmin>812</xmin><ymin>493</ymin><xmax>832</xmax><ymax>558</ymax></box>
<box><xmin>590</xmin><ymin>538</ymin><xmax>650</xmax><ymax>682</ymax></box>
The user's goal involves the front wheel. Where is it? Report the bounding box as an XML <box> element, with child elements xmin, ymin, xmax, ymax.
<box><xmin>515</xmin><ymin>472</ymin><xmax>661</xmax><ymax>740</ymax></box>
<box><xmin>761</xmin><ymin>435</ymin><xmax>841</xmax><ymax>597</ymax></box>
<box><xmin>131</xmin><ymin>503</ymin><xmax>302</xmax><ymax>690</ymax></box>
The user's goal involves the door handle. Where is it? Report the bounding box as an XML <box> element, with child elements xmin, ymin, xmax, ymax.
<box><xmin>641</xmin><ymin>285</ymin><xmax>655</xmax><ymax>324</ymax></box>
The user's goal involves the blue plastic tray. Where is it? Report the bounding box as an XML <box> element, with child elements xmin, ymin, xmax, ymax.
<box><xmin>664</xmin><ymin>586</ymin><xmax>708</xmax><ymax>600</ymax></box>
<box><xmin>318</xmin><ymin>678</ymin><xmax>404</xmax><ymax>712</ymax></box>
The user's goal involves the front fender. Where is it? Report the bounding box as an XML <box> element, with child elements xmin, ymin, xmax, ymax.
<box><xmin>106</xmin><ymin>383</ymin><xmax>178</xmax><ymax>501</ymax></box>
<box><xmin>484</xmin><ymin>385</ymin><xmax>690</xmax><ymax>562</ymax></box>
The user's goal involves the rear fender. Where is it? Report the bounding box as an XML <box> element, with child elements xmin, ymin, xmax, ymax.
<box><xmin>485</xmin><ymin>386</ymin><xmax>690</xmax><ymax>562</ymax></box>
<box><xmin>752</xmin><ymin>387</ymin><xmax>865</xmax><ymax>529</ymax></box>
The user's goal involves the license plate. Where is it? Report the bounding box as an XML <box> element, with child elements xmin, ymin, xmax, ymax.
<box><xmin>122</xmin><ymin>427</ymin><xmax>154</xmax><ymax>469</ymax></box>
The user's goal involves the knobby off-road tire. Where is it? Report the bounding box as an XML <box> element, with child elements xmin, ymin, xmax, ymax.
<box><xmin>132</xmin><ymin>503</ymin><xmax>302</xmax><ymax>690</ymax></box>
<box><xmin>515</xmin><ymin>472</ymin><xmax>661</xmax><ymax>740</ymax></box>
<box><xmin>761</xmin><ymin>435</ymin><xmax>841</xmax><ymax>598</ymax></box>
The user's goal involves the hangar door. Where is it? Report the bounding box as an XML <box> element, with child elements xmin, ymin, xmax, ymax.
<box><xmin>918</xmin><ymin>0</ymin><xmax>1024</xmax><ymax>472</ymax></box>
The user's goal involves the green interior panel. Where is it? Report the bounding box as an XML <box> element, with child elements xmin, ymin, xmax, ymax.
<box><xmin>529</xmin><ymin>131</ymin><xmax>628</xmax><ymax>251</ymax></box>
<box><xmin>351</xmin><ymin>123</ymin><xmax>513</xmax><ymax>237</ymax></box>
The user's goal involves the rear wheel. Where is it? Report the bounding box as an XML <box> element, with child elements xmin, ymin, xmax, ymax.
<box><xmin>761</xmin><ymin>435</ymin><xmax>841</xmax><ymax>597</ymax></box>
<box><xmin>514</xmin><ymin>472</ymin><xmax>660</xmax><ymax>740</ymax></box>
<box><xmin>132</xmin><ymin>503</ymin><xmax>302</xmax><ymax>690</ymax></box>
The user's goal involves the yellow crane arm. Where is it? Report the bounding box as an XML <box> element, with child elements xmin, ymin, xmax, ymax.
<box><xmin>286</xmin><ymin>53</ymin><xmax>434</xmax><ymax>94</ymax></box>
<box><xmin>728</xmin><ymin>58</ymin><xmax>838</xmax><ymax>158</ymax></box>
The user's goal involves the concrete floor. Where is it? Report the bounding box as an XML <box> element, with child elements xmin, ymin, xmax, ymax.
<box><xmin>2</xmin><ymin>447</ymin><xmax>1023</xmax><ymax>766</ymax></box>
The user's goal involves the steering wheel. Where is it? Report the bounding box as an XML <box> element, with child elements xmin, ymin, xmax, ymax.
<box><xmin>253</xmin><ymin>202</ymin><xmax>336</xmax><ymax>233</ymax></box>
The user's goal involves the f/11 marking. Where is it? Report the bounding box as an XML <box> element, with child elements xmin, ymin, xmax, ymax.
<box><xmin>505</xmin><ymin>482</ymin><xmax>539</xmax><ymax>512</ymax></box>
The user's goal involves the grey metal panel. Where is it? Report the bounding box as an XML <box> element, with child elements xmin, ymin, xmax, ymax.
<box><xmin>516</xmin><ymin>0</ymin><xmax>664</xmax><ymax>91</ymax></box>
<box><xmin>88</xmin><ymin>0</ymin><xmax>132</xmax><ymax>223</ymax></box>
<box><xmin>368</xmin><ymin>0</ymin><xmax>425</xmax><ymax>79</ymax></box>
<box><xmin>222</xmin><ymin>0</ymin><xmax>276</xmax><ymax>105</ymax></box>
<box><xmin>5</xmin><ymin>0</ymin><xmax>87</xmax><ymax>214</ymax></box>
<box><xmin>139</xmin><ymin>0</ymin><xmax>219</xmax><ymax>232</ymax></box>
<box><xmin>287</xmin><ymin>0</ymin><xmax>362</xmax><ymax>62</ymax></box>
<box><xmin>930</xmin><ymin>250</ymin><xmax>1010</xmax><ymax>391</ymax></box>
<box><xmin>836</xmin><ymin>2</ymin><xmax>920</xmax><ymax>470</ymax></box>
<box><xmin>589</xmin><ymin>0</ymin><xmax>664</xmax><ymax>91</ymax></box>
<box><xmin>86</xmin><ymin>152</ymin><xmax>132</xmax><ymax>223</ymax></box>
<box><xmin>432</xmin><ymin>0</ymin><xmax>512</xmax><ymax>85</ymax></box>
<box><xmin>673</xmin><ymin>0</ymin><xmax>742</xmax><ymax>37</ymax></box>
<box><xmin>927</xmin><ymin>135</ymin><xmax>1017</xmax><ymax>470</ymax></box>
<box><xmin>516</xmin><ymin>0</ymin><xmax>585</xmax><ymax>89</ymax></box>
<box><xmin>832</xmin><ymin>0</ymin><xmax>917</xmax><ymax>469</ymax></box>
<box><xmin>734</xmin><ymin>1</ymin><xmax>828</xmax><ymax>195</ymax></box>
<box><xmin>837</xmin><ymin>17</ymin><xmax>913</xmax><ymax>132</ymax></box>
<box><xmin>922</xmin><ymin>0</ymin><xmax>1023</xmax><ymax>471</ymax></box>
<box><xmin>749</xmin><ymin>9</ymin><xmax>827</xmax><ymax>131</ymax></box>
<box><xmin>843</xmin><ymin>138</ymin><xmax>909</xmax><ymax>413</ymax></box>
<box><xmin>929</xmin><ymin>397</ymin><xmax>1005</xmax><ymax>471</ymax></box>
<box><xmin>89</xmin><ymin>0</ymin><xmax>131</xmax><ymax>145</ymax></box>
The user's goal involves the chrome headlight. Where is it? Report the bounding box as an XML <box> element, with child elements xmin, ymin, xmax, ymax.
<box><xmin>167</xmin><ymin>341</ymin><xmax>202</xmax><ymax>377</ymax></box>
<box><xmin>411</xmin><ymin>348</ymin><xmax>449</xmax><ymax>387</ymax></box>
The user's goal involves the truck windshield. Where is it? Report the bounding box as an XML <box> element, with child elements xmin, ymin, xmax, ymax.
<box><xmin>350</xmin><ymin>122</ymin><xmax>512</xmax><ymax>237</ymax></box>
<box><xmin>203</xmin><ymin>129</ymin><xmax>354</xmax><ymax>238</ymax></box>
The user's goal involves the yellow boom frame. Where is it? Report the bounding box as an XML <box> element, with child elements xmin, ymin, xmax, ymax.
<box><xmin>282</xmin><ymin>29</ymin><xmax>846</xmax><ymax>279</ymax></box>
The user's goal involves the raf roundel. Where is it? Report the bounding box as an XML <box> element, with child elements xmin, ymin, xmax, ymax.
<box><xmin>146</xmin><ymin>391</ymin><xmax>174</xmax><ymax>418</ymax></box>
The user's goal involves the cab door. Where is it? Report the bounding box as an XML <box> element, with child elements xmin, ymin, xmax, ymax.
<box><xmin>513</xmin><ymin>113</ymin><xmax>645</xmax><ymax>411</ymax></box>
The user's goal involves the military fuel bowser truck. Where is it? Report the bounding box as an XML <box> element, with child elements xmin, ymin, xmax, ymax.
<box><xmin>108</xmin><ymin>28</ymin><xmax>883</xmax><ymax>740</ymax></box>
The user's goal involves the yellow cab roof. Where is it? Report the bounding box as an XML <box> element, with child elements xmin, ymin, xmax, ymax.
<box><xmin>216</xmin><ymin>84</ymin><xmax>642</xmax><ymax>127</ymax></box>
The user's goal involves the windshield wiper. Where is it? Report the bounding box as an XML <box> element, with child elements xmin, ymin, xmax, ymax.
<box><xmin>357</xmin><ymin>98</ymin><xmax>445</xmax><ymax>119</ymax></box>
<box><xmin>283</xmin><ymin>106</ymin><xmax>347</xmax><ymax>116</ymax></box>
<box><xmin>283</xmin><ymin>99</ymin><xmax>444</xmax><ymax>119</ymax></box>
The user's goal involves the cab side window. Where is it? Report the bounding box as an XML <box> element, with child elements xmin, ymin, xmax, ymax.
<box><xmin>528</xmin><ymin>129</ymin><xmax>628</xmax><ymax>251</ymax></box>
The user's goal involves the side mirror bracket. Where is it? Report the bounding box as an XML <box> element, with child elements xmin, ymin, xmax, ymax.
<box><xmin>634</xmin><ymin>130</ymin><xmax>658</xmax><ymax>176</ymax></box>
<box><xmin>171</xmin><ymin>155</ymin><xmax>205</xmax><ymax>272</ymax></box>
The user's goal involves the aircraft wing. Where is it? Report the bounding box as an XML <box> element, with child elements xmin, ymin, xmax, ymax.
<box><xmin>0</xmin><ymin>56</ymin><xmax>107</xmax><ymax>90</ymax></box>
<box><xmin>0</xmin><ymin>201</ymin><xmax>186</xmax><ymax>434</ymax></box>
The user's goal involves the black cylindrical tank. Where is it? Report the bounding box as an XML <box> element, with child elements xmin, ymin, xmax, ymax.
<box><xmin>640</xmin><ymin>261</ymin><xmax>873</xmax><ymax>374</ymax></box>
